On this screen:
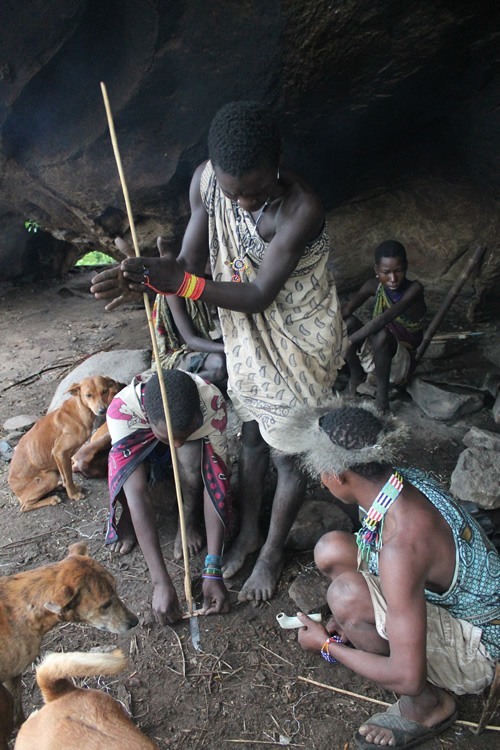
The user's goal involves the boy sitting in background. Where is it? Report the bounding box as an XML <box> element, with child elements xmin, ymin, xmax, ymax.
<box><xmin>342</xmin><ymin>240</ymin><xmax>426</xmax><ymax>412</ymax></box>
<box><xmin>105</xmin><ymin>369</ymin><xmax>232</xmax><ymax>624</ymax></box>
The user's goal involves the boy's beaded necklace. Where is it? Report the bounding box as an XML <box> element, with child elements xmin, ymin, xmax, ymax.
<box><xmin>356</xmin><ymin>471</ymin><xmax>404</xmax><ymax>561</ymax></box>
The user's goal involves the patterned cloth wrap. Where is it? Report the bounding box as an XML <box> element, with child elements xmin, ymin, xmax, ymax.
<box><xmin>151</xmin><ymin>294</ymin><xmax>222</xmax><ymax>371</ymax></box>
<box><xmin>367</xmin><ymin>467</ymin><xmax>500</xmax><ymax>659</ymax></box>
<box><xmin>200</xmin><ymin>160</ymin><xmax>346</xmax><ymax>450</ymax></box>
<box><xmin>105</xmin><ymin>371</ymin><xmax>231</xmax><ymax>544</ymax></box>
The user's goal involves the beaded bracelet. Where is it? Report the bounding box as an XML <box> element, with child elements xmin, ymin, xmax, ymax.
<box><xmin>176</xmin><ymin>272</ymin><xmax>206</xmax><ymax>300</ymax></box>
<box><xmin>204</xmin><ymin>554</ymin><xmax>223</xmax><ymax>568</ymax></box>
<box><xmin>202</xmin><ymin>566</ymin><xmax>223</xmax><ymax>580</ymax></box>
<box><xmin>143</xmin><ymin>271</ymin><xmax>206</xmax><ymax>300</ymax></box>
<box><xmin>321</xmin><ymin>635</ymin><xmax>343</xmax><ymax>664</ymax></box>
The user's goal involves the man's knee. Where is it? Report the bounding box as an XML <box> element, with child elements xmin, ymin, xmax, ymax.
<box><xmin>314</xmin><ymin>530</ymin><xmax>356</xmax><ymax>573</ymax></box>
<box><xmin>327</xmin><ymin>571</ymin><xmax>370</xmax><ymax>624</ymax></box>
<box><xmin>370</xmin><ymin>328</ymin><xmax>396</xmax><ymax>357</ymax></box>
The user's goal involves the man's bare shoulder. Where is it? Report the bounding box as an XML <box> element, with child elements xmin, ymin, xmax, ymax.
<box><xmin>278</xmin><ymin>167</ymin><xmax>324</xmax><ymax>239</ymax></box>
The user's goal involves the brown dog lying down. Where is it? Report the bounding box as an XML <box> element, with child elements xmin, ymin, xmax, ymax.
<box><xmin>14</xmin><ymin>650</ymin><xmax>159</xmax><ymax>750</ymax></box>
<box><xmin>0</xmin><ymin>543</ymin><xmax>138</xmax><ymax>750</ymax></box>
<box><xmin>8</xmin><ymin>376</ymin><xmax>122</xmax><ymax>511</ymax></box>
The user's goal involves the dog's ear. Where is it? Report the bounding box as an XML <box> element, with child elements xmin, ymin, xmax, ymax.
<box><xmin>106</xmin><ymin>377</ymin><xmax>123</xmax><ymax>391</ymax></box>
<box><xmin>66</xmin><ymin>382</ymin><xmax>81</xmax><ymax>397</ymax></box>
<box><xmin>44</xmin><ymin>585</ymin><xmax>75</xmax><ymax>614</ymax></box>
<box><xmin>67</xmin><ymin>541</ymin><xmax>88</xmax><ymax>557</ymax></box>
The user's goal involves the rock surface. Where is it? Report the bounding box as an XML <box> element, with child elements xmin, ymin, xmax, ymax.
<box><xmin>1</xmin><ymin>1</ymin><xmax>498</xmax><ymax>322</ymax></box>
<box><xmin>406</xmin><ymin>377</ymin><xmax>484</xmax><ymax>421</ymax></box>
<box><xmin>47</xmin><ymin>349</ymin><xmax>152</xmax><ymax>411</ymax></box>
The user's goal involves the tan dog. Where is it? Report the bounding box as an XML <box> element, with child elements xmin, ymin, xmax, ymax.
<box><xmin>0</xmin><ymin>543</ymin><xmax>138</xmax><ymax>750</ymax></box>
<box><xmin>14</xmin><ymin>650</ymin><xmax>159</xmax><ymax>750</ymax></box>
<box><xmin>8</xmin><ymin>376</ymin><xmax>121</xmax><ymax>511</ymax></box>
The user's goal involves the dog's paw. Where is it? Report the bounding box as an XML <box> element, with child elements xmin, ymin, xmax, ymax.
<box><xmin>68</xmin><ymin>489</ymin><xmax>86</xmax><ymax>501</ymax></box>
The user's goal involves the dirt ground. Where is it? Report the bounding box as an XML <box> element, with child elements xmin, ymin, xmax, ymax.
<box><xmin>0</xmin><ymin>270</ymin><xmax>499</xmax><ymax>750</ymax></box>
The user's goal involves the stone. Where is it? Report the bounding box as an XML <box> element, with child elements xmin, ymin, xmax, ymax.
<box><xmin>286</xmin><ymin>498</ymin><xmax>352</xmax><ymax>551</ymax></box>
<box><xmin>48</xmin><ymin>349</ymin><xmax>151</xmax><ymax>412</ymax></box>
<box><xmin>5</xmin><ymin>431</ymin><xmax>24</xmax><ymax>445</ymax></box>
<box><xmin>462</xmin><ymin>426</ymin><xmax>500</xmax><ymax>453</ymax></box>
<box><xmin>450</xmin><ymin>449</ymin><xmax>500</xmax><ymax>510</ymax></box>
<box><xmin>288</xmin><ymin>572</ymin><xmax>330</xmax><ymax>615</ymax></box>
<box><xmin>0</xmin><ymin>1</ymin><xmax>498</xmax><ymax>326</ymax></box>
<box><xmin>3</xmin><ymin>414</ymin><xmax>38</xmax><ymax>431</ymax></box>
<box><xmin>493</xmin><ymin>392</ymin><xmax>500</xmax><ymax>425</ymax></box>
<box><xmin>406</xmin><ymin>377</ymin><xmax>484</xmax><ymax>421</ymax></box>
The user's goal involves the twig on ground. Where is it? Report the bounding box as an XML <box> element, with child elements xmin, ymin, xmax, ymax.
<box><xmin>0</xmin><ymin>526</ymin><xmax>69</xmax><ymax>552</ymax></box>
<box><xmin>2</xmin><ymin>360</ymin><xmax>78</xmax><ymax>391</ymax></box>
<box><xmin>166</xmin><ymin>624</ymin><xmax>186</xmax><ymax>678</ymax></box>
<box><xmin>259</xmin><ymin>644</ymin><xmax>295</xmax><ymax>667</ymax></box>
<box><xmin>297</xmin><ymin>676</ymin><xmax>500</xmax><ymax>732</ymax></box>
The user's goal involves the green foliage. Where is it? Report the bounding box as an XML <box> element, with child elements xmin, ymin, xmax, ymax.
<box><xmin>76</xmin><ymin>250</ymin><xmax>115</xmax><ymax>267</ymax></box>
<box><xmin>24</xmin><ymin>220</ymin><xmax>40</xmax><ymax>233</ymax></box>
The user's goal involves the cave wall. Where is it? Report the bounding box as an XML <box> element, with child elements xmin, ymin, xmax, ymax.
<box><xmin>0</xmin><ymin>1</ymin><xmax>498</xmax><ymax>318</ymax></box>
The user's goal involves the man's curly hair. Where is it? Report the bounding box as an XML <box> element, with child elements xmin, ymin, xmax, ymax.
<box><xmin>273</xmin><ymin>399</ymin><xmax>408</xmax><ymax>480</ymax></box>
<box><xmin>319</xmin><ymin>407</ymin><xmax>391</xmax><ymax>479</ymax></box>
<box><xmin>143</xmin><ymin>370</ymin><xmax>200</xmax><ymax>433</ymax></box>
<box><xmin>208</xmin><ymin>101</ymin><xmax>281</xmax><ymax>176</ymax></box>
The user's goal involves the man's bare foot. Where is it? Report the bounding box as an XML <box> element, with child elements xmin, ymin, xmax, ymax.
<box><xmin>357</xmin><ymin>687</ymin><xmax>456</xmax><ymax>747</ymax></box>
<box><xmin>237</xmin><ymin>552</ymin><xmax>284</xmax><ymax>602</ymax></box>
<box><xmin>109</xmin><ymin>513</ymin><xmax>137</xmax><ymax>555</ymax></box>
<box><xmin>222</xmin><ymin>532</ymin><xmax>262</xmax><ymax>579</ymax></box>
<box><xmin>348</xmin><ymin>373</ymin><xmax>366</xmax><ymax>397</ymax></box>
<box><xmin>174</xmin><ymin>525</ymin><xmax>204</xmax><ymax>560</ymax></box>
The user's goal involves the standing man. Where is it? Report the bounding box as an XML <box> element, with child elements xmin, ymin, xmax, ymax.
<box><xmin>92</xmin><ymin>101</ymin><xmax>346</xmax><ymax>602</ymax></box>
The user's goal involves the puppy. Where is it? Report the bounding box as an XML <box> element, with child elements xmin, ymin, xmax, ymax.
<box><xmin>0</xmin><ymin>542</ymin><xmax>138</xmax><ymax>750</ymax></box>
<box><xmin>14</xmin><ymin>650</ymin><xmax>159</xmax><ymax>750</ymax></box>
<box><xmin>8</xmin><ymin>376</ymin><xmax>122</xmax><ymax>511</ymax></box>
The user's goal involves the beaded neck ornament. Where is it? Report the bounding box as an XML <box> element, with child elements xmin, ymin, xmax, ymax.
<box><xmin>356</xmin><ymin>470</ymin><xmax>404</xmax><ymax>561</ymax></box>
<box><xmin>226</xmin><ymin>199</ymin><xmax>270</xmax><ymax>282</ymax></box>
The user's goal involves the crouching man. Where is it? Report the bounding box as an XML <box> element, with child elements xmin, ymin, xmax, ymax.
<box><xmin>280</xmin><ymin>401</ymin><xmax>499</xmax><ymax>749</ymax></box>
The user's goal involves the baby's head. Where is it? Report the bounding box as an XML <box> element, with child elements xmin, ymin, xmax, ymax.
<box><xmin>143</xmin><ymin>370</ymin><xmax>201</xmax><ymax>447</ymax></box>
<box><xmin>374</xmin><ymin>240</ymin><xmax>408</xmax><ymax>292</ymax></box>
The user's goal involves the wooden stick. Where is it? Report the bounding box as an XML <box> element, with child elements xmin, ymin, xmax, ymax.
<box><xmin>297</xmin><ymin>676</ymin><xmax>500</xmax><ymax>732</ymax></box>
<box><xmin>415</xmin><ymin>244</ymin><xmax>487</xmax><ymax>364</ymax></box>
<box><xmin>100</xmin><ymin>82</ymin><xmax>193</xmax><ymax>614</ymax></box>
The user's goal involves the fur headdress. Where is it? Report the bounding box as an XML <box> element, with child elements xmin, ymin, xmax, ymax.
<box><xmin>274</xmin><ymin>397</ymin><xmax>409</xmax><ymax>477</ymax></box>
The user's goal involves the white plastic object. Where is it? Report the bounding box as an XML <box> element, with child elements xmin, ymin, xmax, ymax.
<box><xmin>276</xmin><ymin>612</ymin><xmax>322</xmax><ymax>629</ymax></box>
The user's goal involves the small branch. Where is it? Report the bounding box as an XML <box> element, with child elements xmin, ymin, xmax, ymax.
<box><xmin>2</xmin><ymin>361</ymin><xmax>77</xmax><ymax>392</ymax></box>
<box><xmin>297</xmin><ymin>676</ymin><xmax>500</xmax><ymax>732</ymax></box>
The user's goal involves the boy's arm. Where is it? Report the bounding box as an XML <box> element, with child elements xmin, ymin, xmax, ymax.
<box><xmin>123</xmin><ymin>464</ymin><xmax>183</xmax><ymax>625</ymax></box>
<box><xmin>167</xmin><ymin>296</ymin><xmax>225</xmax><ymax>354</ymax></box>
<box><xmin>341</xmin><ymin>279</ymin><xmax>377</xmax><ymax>319</ymax></box>
<box><xmin>298</xmin><ymin>545</ymin><xmax>429</xmax><ymax>695</ymax></box>
<box><xmin>350</xmin><ymin>280</ymin><xmax>424</xmax><ymax>347</ymax></box>
<box><xmin>201</xmin><ymin>487</ymin><xmax>229</xmax><ymax>615</ymax></box>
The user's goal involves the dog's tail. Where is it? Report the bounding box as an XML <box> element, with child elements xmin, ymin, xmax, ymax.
<box><xmin>36</xmin><ymin>649</ymin><xmax>128</xmax><ymax>704</ymax></box>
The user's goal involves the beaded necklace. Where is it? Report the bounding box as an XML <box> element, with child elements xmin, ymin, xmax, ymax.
<box><xmin>356</xmin><ymin>471</ymin><xmax>404</xmax><ymax>561</ymax></box>
<box><xmin>226</xmin><ymin>199</ymin><xmax>270</xmax><ymax>282</ymax></box>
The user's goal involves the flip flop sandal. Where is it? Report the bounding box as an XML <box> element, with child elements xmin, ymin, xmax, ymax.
<box><xmin>353</xmin><ymin>700</ymin><xmax>458</xmax><ymax>749</ymax></box>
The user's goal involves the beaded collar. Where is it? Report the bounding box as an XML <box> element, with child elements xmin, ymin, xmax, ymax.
<box><xmin>356</xmin><ymin>471</ymin><xmax>404</xmax><ymax>561</ymax></box>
